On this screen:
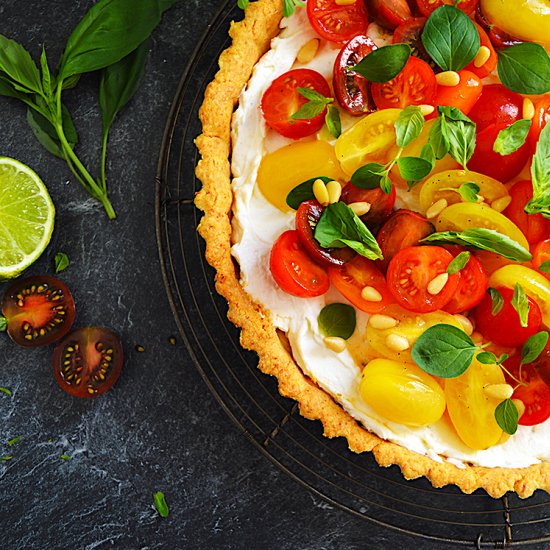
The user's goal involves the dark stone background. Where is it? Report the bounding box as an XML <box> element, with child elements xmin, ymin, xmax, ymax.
<box><xmin>0</xmin><ymin>1</ymin><xmax>523</xmax><ymax>549</ymax></box>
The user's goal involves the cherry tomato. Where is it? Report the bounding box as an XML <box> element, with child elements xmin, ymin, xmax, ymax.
<box><xmin>53</xmin><ymin>327</ymin><xmax>123</xmax><ymax>398</ymax></box>
<box><xmin>434</xmin><ymin>70</ymin><xmax>482</xmax><ymax>115</ymax></box>
<box><xmin>504</xmin><ymin>180</ymin><xmax>550</xmax><ymax>246</ymax></box>
<box><xmin>376</xmin><ymin>209</ymin><xmax>435</xmax><ymax>270</ymax></box>
<box><xmin>468</xmin><ymin>123</ymin><xmax>530</xmax><ymax>183</ymax></box>
<box><xmin>533</xmin><ymin>239</ymin><xmax>550</xmax><ymax>282</ymax></box>
<box><xmin>2</xmin><ymin>275</ymin><xmax>75</xmax><ymax>348</ymax></box>
<box><xmin>463</xmin><ymin>22</ymin><xmax>497</xmax><ymax>79</ymax></box>
<box><xmin>475</xmin><ymin>4</ymin><xmax>523</xmax><ymax>49</ymax></box>
<box><xmin>261</xmin><ymin>69</ymin><xmax>331</xmax><ymax>139</ymax></box>
<box><xmin>270</xmin><ymin>230</ymin><xmax>330</xmax><ymax>297</ymax></box>
<box><xmin>296</xmin><ymin>200</ymin><xmax>356</xmax><ymax>266</ymax></box>
<box><xmin>468</xmin><ymin>84</ymin><xmax>523</xmax><ymax>134</ymax></box>
<box><xmin>532</xmin><ymin>337</ymin><xmax>550</xmax><ymax>388</ymax></box>
<box><xmin>340</xmin><ymin>182</ymin><xmax>396</xmax><ymax>233</ymax></box>
<box><xmin>328</xmin><ymin>255</ymin><xmax>393</xmax><ymax>314</ymax></box>
<box><xmin>392</xmin><ymin>17</ymin><xmax>433</xmax><ymax>67</ymax></box>
<box><xmin>529</xmin><ymin>95</ymin><xmax>550</xmax><ymax>153</ymax></box>
<box><xmin>306</xmin><ymin>0</ymin><xmax>369</xmax><ymax>44</ymax></box>
<box><xmin>371</xmin><ymin>56</ymin><xmax>437</xmax><ymax>110</ymax></box>
<box><xmin>333</xmin><ymin>35</ymin><xmax>377</xmax><ymax>116</ymax></box>
<box><xmin>386</xmin><ymin>246</ymin><xmax>460</xmax><ymax>313</ymax></box>
<box><xmin>474</xmin><ymin>287</ymin><xmax>542</xmax><ymax>347</ymax></box>
<box><xmin>366</xmin><ymin>0</ymin><xmax>412</xmax><ymax>30</ymax></box>
<box><xmin>444</xmin><ymin>253</ymin><xmax>487</xmax><ymax>314</ymax></box>
<box><xmin>416</xmin><ymin>0</ymin><xmax>478</xmax><ymax>16</ymax></box>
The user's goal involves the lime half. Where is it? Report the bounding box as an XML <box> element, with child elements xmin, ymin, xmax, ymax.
<box><xmin>0</xmin><ymin>157</ymin><xmax>55</xmax><ymax>280</ymax></box>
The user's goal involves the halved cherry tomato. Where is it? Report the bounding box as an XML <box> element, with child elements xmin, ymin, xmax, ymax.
<box><xmin>463</xmin><ymin>22</ymin><xmax>497</xmax><ymax>79</ymax></box>
<box><xmin>504</xmin><ymin>180</ymin><xmax>550</xmax><ymax>246</ymax></box>
<box><xmin>307</xmin><ymin>0</ymin><xmax>369</xmax><ymax>44</ymax></box>
<box><xmin>371</xmin><ymin>56</ymin><xmax>437</xmax><ymax>110</ymax></box>
<box><xmin>468</xmin><ymin>123</ymin><xmax>530</xmax><ymax>183</ymax></box>
<box><xmin>270</xmin><ymin>230</ymin><xmax>330</xmax><ymax>297</ymax></box>
<box><xmin>468</xmin><ymin>84</ymin><xmax>523</xmax><ymax>134</ymax></box>
<box><xmin>475</xmin><ymin>4</ymin><xmax>523</xmax><ymax>49</ymax></box>
<box><xmin>53</xmin><ymin>327</ymin><xmax>123</xmax><ymax>398</ymax></box>
<box><xmin>416</xmin><ymin>0</ymin><xmax>478</xmax><ymax>16</ymax></box>
<box><xmin>533</xmin><ymin>240</ymin><xmax>550</xmax><ymax>282</ymax></box>
<box><xmin>328</xmin><ymin>255</ymin><xmax>393</xmax><ymax>314</ymax></box>
<box><xmin>376</xmin><ymin>209</ymin><xmax>435</xmax><ymax>270</ymax></box>
<box><xmin>261</xmin><ymin>69</ymin><xmax>331</xmax><ymax>139</ymax></box>
<box><xmin>434</xmin><ymin>70</ymin><xmax>482</xmax><ymax>115</ymax></box>
<box><xmin>532</xmin><ymin>338</ymin><xmax>550</xmax><ymax>388</ymax></box>
<box><xmin>2</xmin><ymin>275</ymin><xmax>75</xmax><ymax>348</ymax></box>
<box><xmin>366</xmin><ymin>0</ymin><xmax>412</xmax><ymax>30</ymax></box>
<box><xmin>333</xmin><ymin>35</ymin><xmax>377</xmax><ymax>116</ymax></box>
<box><xmin>296</xmin><ymin>200</ymin><xmax>356</xmax><ymax>266</ymax></box>
<box><xmin>392</xmin><ymin>17</ymin><xmax>433</xmax><ymax>67</ymax></box>
<box><xmin>386</xmin><ymin>245</ymin><xmax>460</xmax><ymax>312</ymax></box>
<box><xmin>529</xmin><ymin>95</ymin><xmax>550</xmax><ymax>153</ymax></box>
<box><xmin>474</xmin><ymin>287</ymin><xmax>542</xmax><ymax>347</ymax></box>
<box><xmin>444</xmin><ymin>253</ymin><xmax>487</xmax><ymax>314</ymax></box>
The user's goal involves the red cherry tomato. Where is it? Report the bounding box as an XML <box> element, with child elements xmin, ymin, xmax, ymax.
<box><xmin>270</xmin><ymin>230</ymin><xmax>330</xmax><ymax>297</ymax></box>
<box><xmin>386</xmin><ymin>246</ymin><xmax>460</xmax><ymax>313</ymax></box>
<box><xmin>1</xmin><ymin>275</ymin><xmax>75</xmax><ymax>348</ymax></box>
<box><xmin>475</xmin><ymin>4</ymin><xmax>523</xmax><ymax>50</ymax></box>
<box><xmin>474</xmin><ymin>287</ymin><xmax>542</xmax><ymax>347</ymax></box>
<box><xmin>529</xmin><ymin>96</ymin><xmax>550</xmax><ymax>153</ymax></box>
<box><xmin>468</xmin><ymin>84</ymin><xmax>523</xmax><ymax>133</ymax></box>
<box><xmin>371</xmin><ymin>56</ymin><xmax>437</xmax><ymax>110</ymax></box>
<box><xmin>392</xmin><ymin>17</ymin><xmax>433</xmax><ymax>67</ymax></box>
<box><xmin>504</xmin><ymin>180</ymin><xmax>550</xmax><ymax>246</ymax></box>
<box><xmin>415</xmin><ymin>0</ymin><xmax>478</xmax><ymax>16</ymax></box>
<box><xmin>366</xmin><ymin>0</ymin><xmax>412</xmax><ymax>30</ymax></box>
<box><xmin>533</xmin><ymin>239</ymin><xmax>550</xmax><ymax>282</ymax></box>
<box><xmin>295</xmin><ymin>200</ymin><xmax>356</xmax><ymax>266</ymax></box>
<box><xmin>463</xmin><ymin>23</ymin><xmax>497</xmax><ymax>79</ymax></box>
<box><xmin>340</xmin><ymin>182</ymin><xmax>396</xmax><ymax>233</ymax></box>
<box><xmin>376</xmin><ymin>209</ymin><xmax>435</xmax><ymax>270</ymax></box>
<box><xmin>434</xmin><ymin>70</ymin><xmax>482</xmax><ymax>115</ymax></box>
<box><xmin>53</xmin><ymin>327</ymin><xmax>123</xmax><ymax>398</ymax></box>
<box><xmin>328</xmin><ymin>255</ymin><xmax>393</xmax><ymax>314</ymax></box>
<box><xmin>261</xmin><ymin>69</ymin><xmax>331</xmax><ymax>139</ymax></box>
<box><xmin>468</xmin><ymin>123</ymin><xmax>530</xmax><ymax>182</ymax></box>
<box><xmin>306</xmin><ymin>0</ymin><xmax>369</xmax><ymax>44</ymax></box>
<box><xmin>532</xmin><ymin>338</ymin><xmax>550</xmax><ymax>388</ymax></box>
<box><xmin>444</xmin><ymin>253</ymin><xmax>487</xmax><ymax>314</ymax></box>
<box><xmin>333</xmin><ymin>35</ymin><xmax>377</xmax><ymax>116</ymax></box>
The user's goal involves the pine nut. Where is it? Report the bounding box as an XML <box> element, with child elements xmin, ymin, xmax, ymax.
<box><xmin>476</xmin><ymin>194</ymin><xmax>485</xmax><ymax>203</ymax></box>
<box><xmin>326</xmin><ymin>180</ymin><xmax>342</xmax><ymax>204</ymax></box>
<box><xmin>324</xmin><ymin>336</ymin><xmax>347</xmax><ymax>353</ymax></box>
<box><xmin>491</xmin><ymin>195</ymin><xmax>512</xmax><ymax>213</ymax></box>
<box><xmin>361</xmin><ymin>286</ymin><xmax>383</xmax><ymax>302</ymax></box>
<box><xmin>297</xmin><ymin>38</ymin><xmax>320</xmax><ymax>65</ymax></box>
<box><xmin>484</xmin><ymin>383</ymin><xmax>514</xmax><ymax>400</ymax></box>
<box><xmin>435</xmin><ymin>71</ymin><xmax>460</xmax><ymax>87</ymax></box>
<box><xmin>523</xmin><ymin>98</ymin><xmax>535</xmax><ymax>121</ymax></box>
<box><xmin>385</xmin><ymin>334</ymin><xmax>410</xmax><ymax>352</ymax></box>
<box><xmin>313</xmin><ymin>178</ymin><xmax>329</xmax><ymax>206</ymax></box>
<box><xmin>419</xmin><ymin>104</ymin><xmax>435</xmax><ymax>116</ymax></box>
<box><xmin>368</xmin><ymin>314</ymin><xmax>398</xmax><ymax>330</ymax></box>
<box><xmin>348</xmin><ymin>201</ymin><xmax>371</xmax><ymax>216</ymax></box>
<box><xmin>426</xmin><ymin>198</ymin><xmax>448</xmax><ymax>219</ymax></box>
<box><xmin>427</xmin><ymin>273</ymin><xmax>449</xmax><ymax>295</ymax></box>
<box><xmin>473</xmin><ymin>45</ymin><xmax>491</xmax><ymax>68</ymax></box>
<box><xmin>454</xmin><ymin>314</ymin><xmax>474</xmax><ymax>336</ymax></box>
<box><xmin>512</xmin><ymin>398</ymin><xmax>526</xmax><ymax>419</ymax></box>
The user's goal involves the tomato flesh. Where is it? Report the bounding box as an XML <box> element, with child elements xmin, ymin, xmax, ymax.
<box><xmin>468</xmin><ymin>84</ymin><xmax>523</xmax><ymax>134</ymax></box>
<box><xmin>434</xmin><ymin>70</ymin><xmax>482</xmax><ymax>115</ymax></box>
<box><xmin>307</xmin><ymin>0</ymin><xmax>370</xmax><ymax>44</ymax></box>
<box><xmin>366</xmin><ymin>0</ymin><xmax>412</xmax><ymax>30</ymax></box>
<box><xmin>533</xmin><ymin>239</ymin><xmax>550</xmax><ymax>282</ymax></box>
<box><xmin>463</xmin><ymin>22</ymin><xmax>497</xmax><ymax>79</ymax></box>
<box><xmin>444</xmin><ymin>253</ymin><xmax>487</xmax><ymax>314</ymax></box>
<box><xmin>416</xmin><ymin>0</ymin><xmax>478</xmax><ymax>16</ymax></box>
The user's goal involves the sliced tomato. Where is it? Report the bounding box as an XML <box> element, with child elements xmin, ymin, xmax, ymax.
<box><xmin>386</xmin><ymin>246</ymin><xmax>460</xmax><ymax>313</ymax></box>
<box><xmin>533</xmin><ymin>239</ymin><xmax>550</xmax><ymax>282</ymax></box>
<box><xmin>371</xmin><ymin>56</ymin><xmax>437</xmax><ymax>110</ymax></box>
<box><xmin>392</xmin><ymin>17</ymin><xmax>433</xmax><ymax>67</ymax></box>
<box><xmin>532</xmin><ymin>338</ymin><xmax>550</xmax><ymax>388</ymax></box>
<box><xmin>333</xmin><ymin>35</ymin><xmax>377</xmax><ymax>116</ymax></box>
<box><xmin>463</xmin><ymin>22</ymin><xmax>497</xmax><ymax>79</ymax></box>
<box><xmin>366</xmin><ymin>0</ymin><xmax>412</xmax><ymax>30</ymax></box>
<box><xmin>261</xmin><ymin>69</ymin><xmax>331</xmax><ymax>139</ymax></box>
<box><xmin>295</xmin><ymin>200</ymin><xmax>356</xmax><ymax>266</ymax></box>
<box><xmin>468</xmin><ymin>84</ymin><xmax>523</xmax><ymax>134</ymax></box>
<box><xmin>416</xmin><ymin>0</ymin><xmax>478</xmax><ymax>16</ymax></box>
<box><xmin>529</xmin><ymin>96</ymin><xmax>550</xmax><ymax>153</ymax></box>
<box><xmin>270</xmin><ymin>230</ymin><xmax>330</xmax><ymax>297</ymax></box>
<box><xmin>444</xmin><ymin>253</ymin><xmax>487</xmax><ymax>314</ymax></box>
<box><xmin>328</xmin><ymin>255</ymin><xmax>393</xmax><ymax>314</ymax></box>
<box><xmin>307</xmin><ymin>0</ymin><xmax>370</xmax><ymax>44</ymax></box>
<box><xmin>434</xmin><ymin>70</ymin><xmax>482</xmax><ymax>115</ymax></box>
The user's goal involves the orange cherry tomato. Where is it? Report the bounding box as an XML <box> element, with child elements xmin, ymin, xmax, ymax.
<box><xmin>416</xmin><ymin>0</ymin><xmax>478</xmax><ymax>16</ymax></box>
<box><xmin>533</xmin><ymin>239</ymin><xmax>550</xmax><ymax>282</ymax></box>
<box><xmin>464</xmin><ymin>22</ymin><xmax>497</xmax><ymax>79</ymax></box>
<box><xmin>307</xmin><ymin>0</ymin><xmax>369</xmax><ymax>44</ymax></box>
<box><xmin>434</xmin><ymin>70</ymin><xmax>482</xmax><ymax>115</ymax></box>
<box><xmin>367</xmin><ymin>0</ymin><xmax>412</xmax><ymax>29</ymax></box>
<box><xmin>529</xmin><ymin>95</ymin><xmax>550</xmax><ymax>153</ymax></box>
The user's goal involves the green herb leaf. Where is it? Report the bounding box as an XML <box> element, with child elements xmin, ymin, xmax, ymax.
<box><xmin>351</xmin><ymin>163</ymin><xmax>386</xmax><ymax>189</ymax></box>
<box><xmin>526</xmin><ymin>122</ymin><xmax>550</xmax><ymax>218</ymax></box>
<box><xmin>447</xmin><ymin>251</ymin><xmax>470</xmax><ymax>274</ymax></box>
<box><xmin>420</xmin><ymin>143</ymin><xmax>436</xmax><ymax>169</ymax></box>
<box><xmin>26</xmin><ymin>106</ymin><xmax>78</xmax><ymax>159</ymax></box>
<box><xmin>511</xmin><ymin>283</ymin><xmax>530</xmax><ymax>328</ymax></box>
<box><xmin>421</xmin><ymin>5</ymin><xmax>480</xmax><ymax>71</ymax></box>
<box><xmin>495</xmin><ymin>399</ymin><xmax>519</xmax><ymax>435</ymax></box>
<box><xmin>286</xmin><ymin>176</ymin><xmax>331</xmax><ymax>210</ymax></box>
<box><xmin>439</xmin><ymin>106</ymin><xmax>476</xmax><ymax>169</ymax></box>
<box><xmin>0</xmin><ymin>456</ymin><xmax>13</xmax><ymax>462</ymax></box>
<box><xmin>0</xmin><ymin>34</ymin><xmax>43</xmax><ymax>94</ymax></box>
<box><xmin>428</xmin><ymin>117</ymin><xmax>450</xmax><ymax>160</ymax></box>
<box><xmin>60</xmin><ymin>454</ymin><xmax>71</xmax><ymax>461</ymax></box>
<box><xmin>497</xmin><ymin>42</ymin><xmax>550</xmax><ymax>95</ymax></box>
<box><xmin>325</xmin><ymin>104</ymin><xmax>341</xmax><ymax>138</ymax></box>
<box><xmin>395</xmin><ymin>106</ymin><xmax>425</xmax><ymax>148</ymax></box>
<box><xmin>396</xmin><ymin>156</ymin><xmax>433</xmax><ymax>183</ymax></box>
<box><xmin>318</xmin><ymin>303</ymin><xmax>356</xmax><ymax>340</ymax></box>
<box><xmin>54</xmin><ymin>252</ymin><xmax>70</xmax><ymax>274</ymax></box>
<box><xmin>493</xmin><ymin>119</ymin><xmax>532</xmax><ymax>156</ymax></box>
<box><xmin>40</xmin><ymin>47</ymin><xmax>53</xmax><ymax>98</ymax></box>
<box><xmin>456</xmin><ymin>182</ymin><xmax>480</xmax><ymax>202</ymax></box>
<box><xmin>540</xmin><ymin>260</ymin><xmax>550</xmax><ymax>274</ymax></box>
<box><xmin>283</xmin><ymin>0</ymin><xmax>305</xmax><ymax>17</ymax></box>
<box><xmin>488</xmin><ymin>288</ymin><xmax>504</xmax><ymax>316</ymax></box>
<box><xmin>380</xmin><ymin>173</ymin><xmax>393</xmax><ymax>195</ymax></box>
<box><xmin>351</xmin><ymin>43</ymin><xmax>411</xmax><ymax>83</ymax></box>
<box><xmin>153</xmin><ymin>491</ymin><xmax>169</xmax><ymax>518</ymax></box>
<box><xmin>237</xmin><ymin>0</ymin><xmax>249</xmax><ymax>9</ymax></box>
<box><xmin>411</xmin><ymin>324</ymin><xmax>477</xmax><ymax>378</ymax></box>
<box><xmin>314</xmin><ymin>202</ymin><xmax>383</xmax><ymax>260</ymax></box>
<box><xmin>477</xmin><ymin>351</ymin><xmax>497</xmax><ymax>365</ymax></box>
<box><xmin>521</xmin><ymin>331</ymin><xmax>549</xmax><ymax>365</ymax></box>
<box><xmin>6</xmin><ymin>436</ymin><xmax>21</xmax><ymax>446</ymax></box>
<box><xmin>291</xmin><ymin>88</ymin><xmax>332</xmax><ymax>120</ymax></box>
<box><xmin>0</xmin><ymin>317</ymin><xmax>6</xmax><ymax>332</ymax></box>
<box><xmin>0</xmin><ymin>387</ymin><xmax>12</xmax><ymax>396</ymax></box>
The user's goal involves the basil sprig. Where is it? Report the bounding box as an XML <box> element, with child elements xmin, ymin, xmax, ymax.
<box><xmin>291</xmin><ymin>89</ymin><xmax>342</xmax><ymax>139</ymax></box>
<box><xmin>493</xmin><ymin>119</ymin><xmax>531</xmax><ymax>156</ymax></box>
<box><xmin>318</xmin><ymin>303</ymin><xmax>356</xmax><ymax>340</ymax></box>
<box><xmin>351</xmin><ymin>44</ymin><xmax>411</xmax><ymax>83</ymax></box>
<box><xmin>526</xmin><ymin>122</ymin><xmax>550</xmax><ymax>218</ymax></box>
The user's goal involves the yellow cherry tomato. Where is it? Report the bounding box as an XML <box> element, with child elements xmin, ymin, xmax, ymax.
<box><xmin>445</xmin><ymin>357</ymin><xmax>505</xmax><ymax>450</ymax></box>
<box><xmin>360</xmin><ymin>358</ymin><xmax>446</xmax><ymax>427</ymax></box>
<box><xmin>335</xmin><ymin>108</ymin><xmax>401</xmax><ymax>176</ymax></box>
<box><xmin>419</xmin><ymin>170</ymin><xmax>509</xmax><ymax>214</ymax></box>
<box><xmin>435</xmin><ymin>202</ymin><xmax>530</xmax><ymax>250</ymax></box>
<box><xmin>366</xmin><ymin>305</ymin><xmax>462</xmax><ymax>363</ymax></box>
<box><xmin>257</xmin><ymin>140</ymin><xmax>344</xmax><ymax>212</ymax></box>
<box><xmin>488</xmin><ymin>265</ymin><xmax>550</xmax><ymax>327</ymax></box>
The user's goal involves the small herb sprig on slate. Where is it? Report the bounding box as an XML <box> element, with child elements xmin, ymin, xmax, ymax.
<box><xmin>238</xmin><ymin>0</ymin><xmax>304</xmax><ymax>18</ymax></box>
<box><xmin>0</xmin><ymin>0</ymin><xmax>175</xmax><ymax>219</ymax></box>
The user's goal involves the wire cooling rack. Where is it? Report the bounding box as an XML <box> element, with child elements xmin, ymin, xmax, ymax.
<box><xmin>155</xmin><ymin>1</ymin><xmax>550</xmax><ymax>545</ymax></box>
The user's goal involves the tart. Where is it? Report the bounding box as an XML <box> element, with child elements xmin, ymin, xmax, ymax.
<box><xmin>196</xmin><ymin>0</ymin><xmax>550</xmax><ymax>497</ymax></box>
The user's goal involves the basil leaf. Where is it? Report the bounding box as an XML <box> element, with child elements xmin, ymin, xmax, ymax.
<box><xmin>441</xmin><ymin>107</ymin><xmax>476</xmax><ymax>169</ymax></box>
<box><xmin>0</xmin><ymin>317</ymin><xmax>6</xmax><ymax>332</ymax></box>
<box><xmin>286</xmin><ymin>176</ymin><xmax>331</xmax><ymax>210</ymax></box>
<box><xmin>40</xmin><ymin>48</ymin><xmax>53</xmax><ymax>99</ymax></box>
<box><xmin>351</xmin><ymin>162</ymin><xmax>386</xmax><ymax>189</ymax></box>
<box><xmin>396</xmin><ymin>156</ymin><xmax>432</xmax><ymax>183</ymax></box>
<box><xmin>314</xmin><ymin>202</ymin><xmax>383</xmax><ymax>260</ymax></box>
<box><xmin>495</xmin><ymin>399</ymin><xmax>519</xmax><ymax>435</ymax></box>
<box><xmin>283</xmin><ymin>0</ymin><xmax>305</xmax><ymax>17</ymax></box>
<box><xmin>420</xmin><ymin>143</ymin><xmax>436</xmax><ymax>169</ymax></box>
<box><xmin>238</xmin><ymin>0</ymin><xmax>250</xmax><ymax>9</ymax></box>
<box><xmin>428</xmin><ymin>117</ymin><xmax>449</xmax><ymax>160</ymax></box>
<box><xmin>153</xmin><ymin>491</ymin><xmax>169</xmax><ymax>518</ymax></box>
<box><xmin>54</xmin><ymin>252</ymin><xmax>70</xmax><ymax>274</ymax></box>
<box><xmin>521</xmin><ymin>331</ymin><xmax>549</xmax><ymax>365</ymax></box>
<box><xmin>493</xmin><ymin>119</ymin><xmax>532</xmax><ymax>156</ymax></box>
<box><xmin>421</xmin><ymin>5</ymin><xmax>479</xmax><ymax>71</ymax></box>
<box><xmin>395</xmin><ymin>106</ymin><xmax>424</xmax><ymax>148</ymax></box>
<box><xmin>318</xmin><ymin>303</ymin><xmax>356</xmax><ymax>340</ymax></box>
<box><xmin>325</xmin><ymin>104</ymin><xmax>341</xmax><ymax>138</ymax></box>
<box><xmin>380</xmin><ymin>173</ymin><xmax>393</xmax><ymax>195</ymax></box>
<box><xmin>6</xmin><ymin>436</ymin><xmax>21</xmax><ymax>446</ymax></box>
<box><xmin>497</xmin><ymin>43</ymin><xmax>550</xmax><ymax>95</ymax></box>
<box><xmin>540</xmin><ymin>260</ymin><xmax>550</xmax><ymax>274</ymax></box>
<box><xmin>477</xmin><ymin>351</ymin><xmax>497</xmax><ymax>365</ymax></box>
<box><xmin>411</xmin><ymin>324</ymin><xmax>477</xmax><ymax>378</ymax></box>
<box><xmin>447</xmin><ymin>251</ymin><xmax>470</xmax><ymax>274</ymax></box>
<box><xmin>351</xmin><ymin>44</ymin><xmax>411</xmax><ymax>83</ymax></box>
<box><xmin>0</xmin><ymin>34</ymin><xmax>42</xmax><ymax>94</ymax></box>
<box><xmin>511</xmin><ymin>283</ymin><xmax>529</xmax><ymax>328</ymax></box>
<box><xmin>457</xmin><ymin>182</ymin><xmax>480</xmax><ymax>202</ymax></box>
<box><xmin>526</xmin><ymin>122</ymin><xmax>550</xmax><ymax>218</ymax></box>
<box><xmin>291</xmin><ymin>88</ymin><xmax>332</xmax><ymax>120</ymax></box>
<box><xmin>488</xmin><ymin>288</ymin><xmax>504</xmax><ymax>316</ymax></box>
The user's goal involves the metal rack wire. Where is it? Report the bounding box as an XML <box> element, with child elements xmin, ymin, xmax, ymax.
<box><xmin>155</xmin><ymin>1</ymin><xmax>550</xmax><ymax>545</ymax></box>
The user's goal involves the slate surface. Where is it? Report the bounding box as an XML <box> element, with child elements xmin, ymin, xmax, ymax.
<box><xmin>0</xmin><ymin>1</ymin><xmax>523</xmax><ymax>549</ymax></box>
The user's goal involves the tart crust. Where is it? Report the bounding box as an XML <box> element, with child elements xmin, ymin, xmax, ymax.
<box><xmin>194</xmin><ymin>0</ymin><xmax>550</xmax><ymax>498</ymax></box>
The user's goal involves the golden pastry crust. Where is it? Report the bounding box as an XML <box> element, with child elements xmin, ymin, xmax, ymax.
<box><xmin>194</xmin><ymin>0</ymin><xmax>550</xmax><ymax>498</ymax></box>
